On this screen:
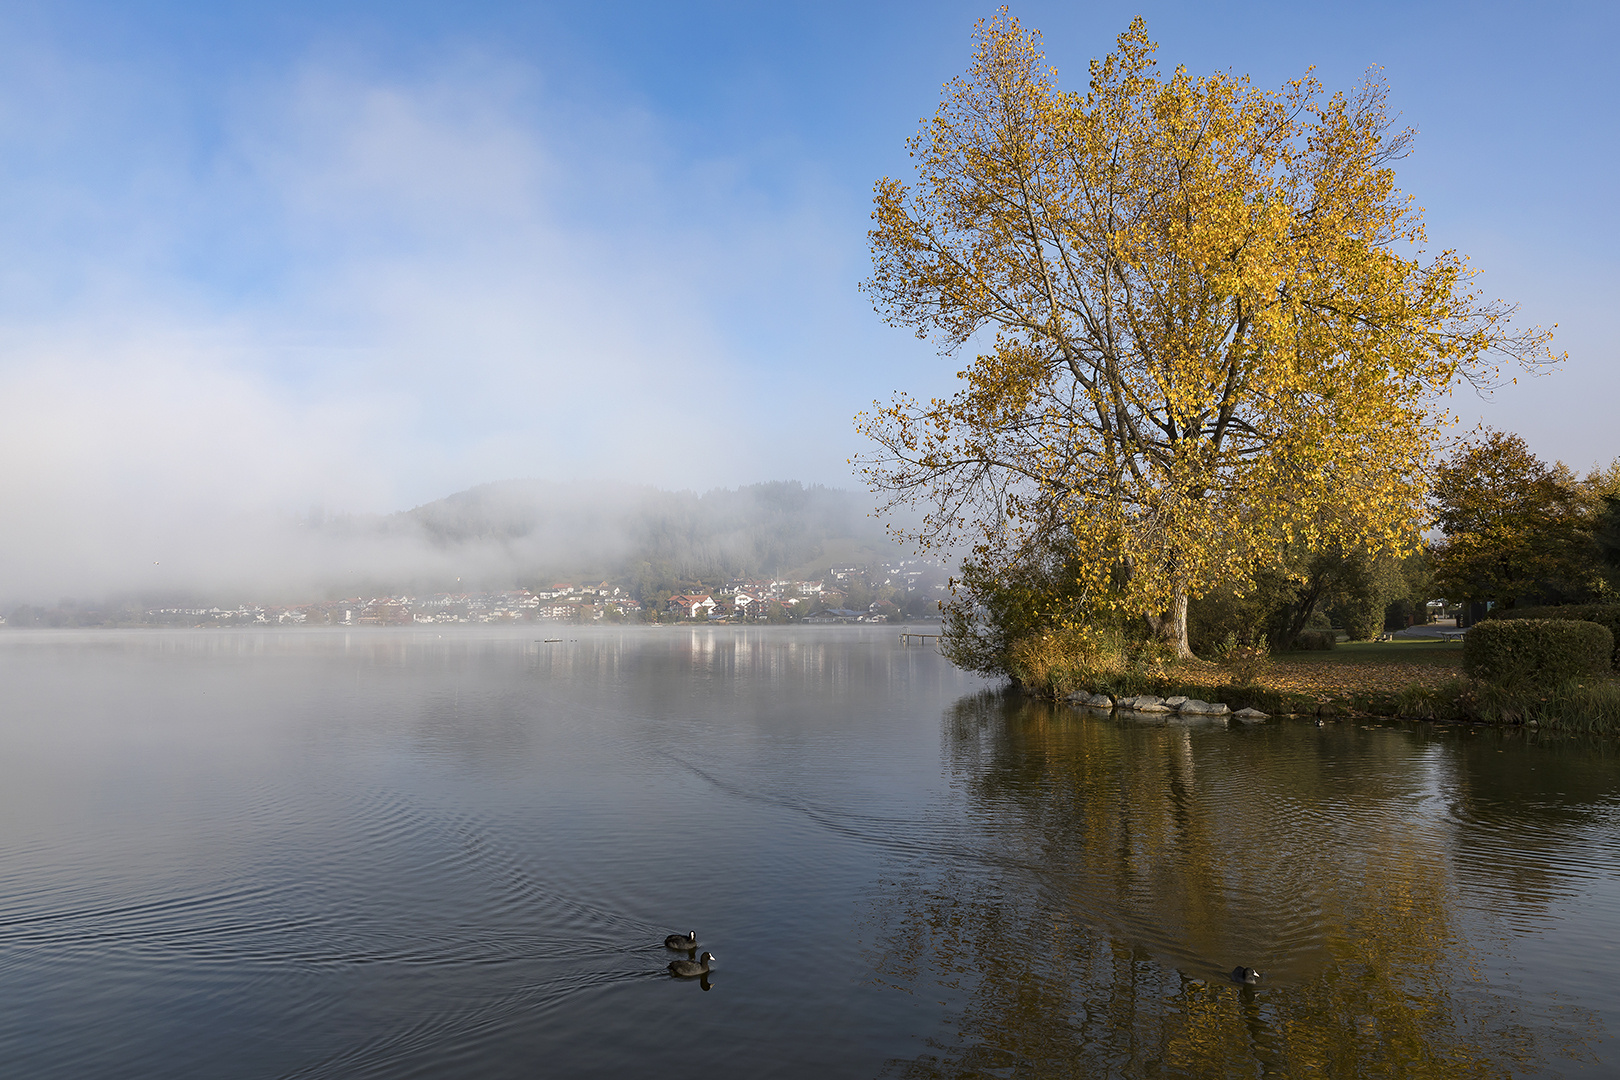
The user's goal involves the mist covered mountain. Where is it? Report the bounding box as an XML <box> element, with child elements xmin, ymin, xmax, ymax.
<box><xmin>2</xmin><ymin>479</ymin><xmax>922</xmax><ymax>619</ymax></box>
<box><xmin>389</xmin><ymin>479</ymin><xmax>908</xmax><ymax>589</ymax></box>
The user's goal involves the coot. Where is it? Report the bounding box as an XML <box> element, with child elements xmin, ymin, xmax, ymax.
<box><xmin>669</xmin><ymin>952</ymin><xmax>716</xmax><ymax>977</ymax></box>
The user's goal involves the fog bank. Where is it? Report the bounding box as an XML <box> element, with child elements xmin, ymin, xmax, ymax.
<box><xmin>0</xmin><ymin>478</ymin><xmax>911</xmax><ymax>607</ymax></box>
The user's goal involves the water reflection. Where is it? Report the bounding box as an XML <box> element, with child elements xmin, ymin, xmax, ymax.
<box><xmin>869</xmin><ymin>693</ymin><xmax>1608</xmax><ymax>1079</ymax></box>
<box><xmin>2</xmin><ymin>630</ymin><xmax>1613</xmax><ymax>1078</ymax></box>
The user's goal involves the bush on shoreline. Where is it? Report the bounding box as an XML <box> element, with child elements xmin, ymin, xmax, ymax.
<box><xmin>1491</xmin><ymin>603</ymin><xmax>1620</xmax><ymax>669</ymax></box>
<box><xmin>1463</xmin><ymin>619</ymin><xmax>1612</xmax><ymax>688</ymax></box>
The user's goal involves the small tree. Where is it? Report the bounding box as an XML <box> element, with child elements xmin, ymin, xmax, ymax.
<box><xmin>1576</xmin><ymin>460</ymin><xmax>1620</xmax><ymax>598</ymax></box>
<box><xmin>1432</xmin><ymin>430</ymin><xmax>1596</xmax><ymax>608</ymax></box>
<box><xmin>857</xmin><ymin>15</ymin><xmax>1556</xmax><ymax>659</ymax></box>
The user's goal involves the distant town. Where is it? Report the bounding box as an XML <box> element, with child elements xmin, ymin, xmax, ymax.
<box><xmin>2</xmin><ymin>560</ymin><xmax>954</xmax><ymax>629</ymax></box>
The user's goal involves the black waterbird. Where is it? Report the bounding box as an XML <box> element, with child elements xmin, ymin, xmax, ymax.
<box><xmin>669</xmin><ymin>952</ymin><xmax>716</xmax><ymax>977</ymax></box>
<box><xmin>664</xmin><ymin>931</ymin><xmax>698</xmax><ymax>950</ymax></box>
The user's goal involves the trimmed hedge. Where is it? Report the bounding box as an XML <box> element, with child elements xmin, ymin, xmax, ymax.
<box><xmin>1492</xmin><ymin>603</ymin><xmax>1620</xmax><ymax>669</ymax></box>
<box><xmin>1463</xmin><ymin>619</ymin><xmax>1613</xmax><ymax>688</ymax></box>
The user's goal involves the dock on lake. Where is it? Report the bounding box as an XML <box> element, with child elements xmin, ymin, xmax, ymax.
<box><xmin>898</xmin><ymin>631</ymin><xmax>942</xmax><ymax>646</ymax></box>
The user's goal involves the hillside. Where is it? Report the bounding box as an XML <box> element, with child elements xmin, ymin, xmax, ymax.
<box><xmin>390</xmin><ymin>479</ymin><xmax>909</xmax><ymax>591</ymax></box>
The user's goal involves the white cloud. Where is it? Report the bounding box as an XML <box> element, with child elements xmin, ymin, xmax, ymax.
<box><xmin>0</xmin><ymin>50</ymin><xmax>874</xmax><ymax>602</ymax></box>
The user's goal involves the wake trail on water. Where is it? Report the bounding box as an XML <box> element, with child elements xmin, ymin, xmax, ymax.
<box><xmin>658</xmin><ymin>750</ymin><xmax>1045</xmax><ymax>874</ymax></box>
<box><xmin>341</xmin><ymin>785</ymin><xmax>680</xmax><ymax>952</ymax></box>
<box><xmin>268</xmin><ymin>787</ymin><xmax>692</xmax><ymax>1079</ymax></box>
<box><xmin>274</xmin><ymin>967</ymin><xmax>659</xmax><ymax>1080</ymax></box>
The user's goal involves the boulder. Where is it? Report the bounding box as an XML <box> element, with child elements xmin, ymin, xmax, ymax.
<box><xmin>1088</xmin><ymin>693</ymin><xmax>1116</xmax><ymax>709</ymax></box>
<box><xmin>1177</xmin><ymin>699</ymin><xmax>1231</xmax><ymax>716</ymax></box>
<box><xmin>1133</xmin><ymin>702</ymin><xmax>1172</xmax><ymax>713</ymax></box>
<box><xmin>1233</xmin><ymin>708</ymin><xmax>1269</xmax><ymax>722</ymax></box>
<box><xmin>1164</xmin><ymin>696</ymin><xmax>1189</xmax><ymax>707</ymax></box>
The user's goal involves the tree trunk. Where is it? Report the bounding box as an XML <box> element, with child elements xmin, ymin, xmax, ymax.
<box><xmin>1276</xmin><ymin>584</ymin><xmax>1325</xmax><ymax>652</ymax></box>
<box><xmin>1146</xmin><ymin>590</ymin><xmax>1194</xmax><ymax>660</ymax></box>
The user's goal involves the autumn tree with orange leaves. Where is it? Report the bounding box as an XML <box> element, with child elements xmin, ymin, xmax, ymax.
<box><xmin>856</xmin><ymin>14</ymin><xmax>1556</xmax><ymax>661</ymax></box>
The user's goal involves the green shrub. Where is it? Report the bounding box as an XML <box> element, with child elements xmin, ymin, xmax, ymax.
<box><xmin>1005</xmin><ymin>624</ymin><xmax>1130</xmax><ymax>697</ymax></box>
<box><xmin>1492</xmin><ymin>603</ymin><xmax>1620</xmax><ymax>669</ymax></box>
<box><xmin>1211</xmin><ymin>632</ymin><xmax>1271</xmax><ymax>685</ymax></box>
<box><xmin>1330</xmin><ymin>596</ymin><xmax>1382</xmax><ymax>641</ymax></box>
<box><xmin>1463</xmin><ymin>619</ymin><xmax>1613</xmax><ymax>688</ymax></box>
<box><xmin>1292</xmin><ymin>629</ymin><xmax>1336</xmax><ymax>651</ymax></box>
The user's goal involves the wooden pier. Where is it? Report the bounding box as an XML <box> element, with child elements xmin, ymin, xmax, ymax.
<box><xmin>898</xmin><ymin>632</ymin><xmax>942</xmax><ymax>646</ymax></box>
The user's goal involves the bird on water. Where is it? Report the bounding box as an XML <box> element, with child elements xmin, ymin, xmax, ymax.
<box><xmin>665</xmin><ymin>931</ymin><xmax>698</xmax><ymax>950</ymax></box>
<box><xmin>1231</xmin><ymin>966</ymin><xmax>1262</xmax><ymax>984</ymax></box>
<box><xmin>669</xmin><ymin>952</ymin><xmax>716</xmax><ymax>977</ymax></box>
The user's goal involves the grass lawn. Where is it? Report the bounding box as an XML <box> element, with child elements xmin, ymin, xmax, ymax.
<box><xmin>1167</xmin><ymin>639</ymin><xmax>1466</xmax><ymax>700</ymax></box>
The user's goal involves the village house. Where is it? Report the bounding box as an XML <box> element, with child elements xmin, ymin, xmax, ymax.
<box><xmin>667</xmin><ymin>594</ymin><xmax>717</xmax><ymax>619</ymax></box>
<box><xmin>358</xmin><ymin>598</ymin><xmax>412</xmax><ymax>625</ymax></box>
<box><xmin>805</xmin><ymin>607</ymin><xmax>865</xmax><ymax>624</ymax></box>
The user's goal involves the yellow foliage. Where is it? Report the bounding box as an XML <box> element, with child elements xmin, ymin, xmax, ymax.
<box><xmin>856</xmin><ymin>14</ymin><xmax>1559</xmax><ymax>656</ymax></box>
<box><xmin>1005</xmin><ymin>624</ymin><xmax>1125</xmax><ymax>694</ymax></box>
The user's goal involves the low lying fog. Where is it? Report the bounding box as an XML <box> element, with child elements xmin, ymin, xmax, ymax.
<box><xmin>0</xmin><ymin>53</ymin><xmax>911</xmax><ymax>606</ymax></box>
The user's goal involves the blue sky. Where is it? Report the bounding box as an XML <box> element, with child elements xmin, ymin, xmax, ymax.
<box><xmin>0</xmin><ymin>1</ymin><xmax>1615</xmax><ymax>595</ymax></box>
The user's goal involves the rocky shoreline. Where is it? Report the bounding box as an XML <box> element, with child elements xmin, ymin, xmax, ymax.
<box><xmin>1066</xmin><ymin>691</ymin><xmax>1270</xmax><ymax>722</ymax></box>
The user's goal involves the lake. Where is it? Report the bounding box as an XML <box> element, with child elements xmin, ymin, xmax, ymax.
<box><xmin>1</xmin><ymin>627</ymin><xmax>1617</xmax><ymax>1078</ymax></box>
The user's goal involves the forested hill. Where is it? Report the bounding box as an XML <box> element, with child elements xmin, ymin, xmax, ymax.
<box><xmin>392</xmin><ymin>479</ymin><xmax>909</xmax><ymax>589</ymax></box>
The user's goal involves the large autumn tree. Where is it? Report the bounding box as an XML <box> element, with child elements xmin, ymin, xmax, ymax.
<box><xmin>856</xmin><ymin>14</ymin><xmax>1556</xmax><ymax>658</ymax></box>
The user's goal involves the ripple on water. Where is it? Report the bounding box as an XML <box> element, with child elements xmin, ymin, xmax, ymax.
<box><xmin>2</xmin><ymin>629</ymin><xmax>1618</xmax><ymax>1079</ymax></box>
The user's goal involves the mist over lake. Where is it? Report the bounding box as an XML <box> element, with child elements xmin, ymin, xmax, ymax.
<box><xmin>2</xmin><ymin>627</ymin><xmax>1616</xmax><ymax>1078</ymax></box>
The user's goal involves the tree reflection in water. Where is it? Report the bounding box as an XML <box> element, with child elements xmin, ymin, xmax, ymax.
<box><xmin>865</xmin><ymin>693</ymin><xmax>1604</xmax><ymax>1079</ymax></box>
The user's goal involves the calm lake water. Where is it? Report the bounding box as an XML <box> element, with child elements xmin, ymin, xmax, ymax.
<box><xmin>1</xmin><ymin>627</ymin><xmax>1617</xmax><ymax>1078</ymax></box>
